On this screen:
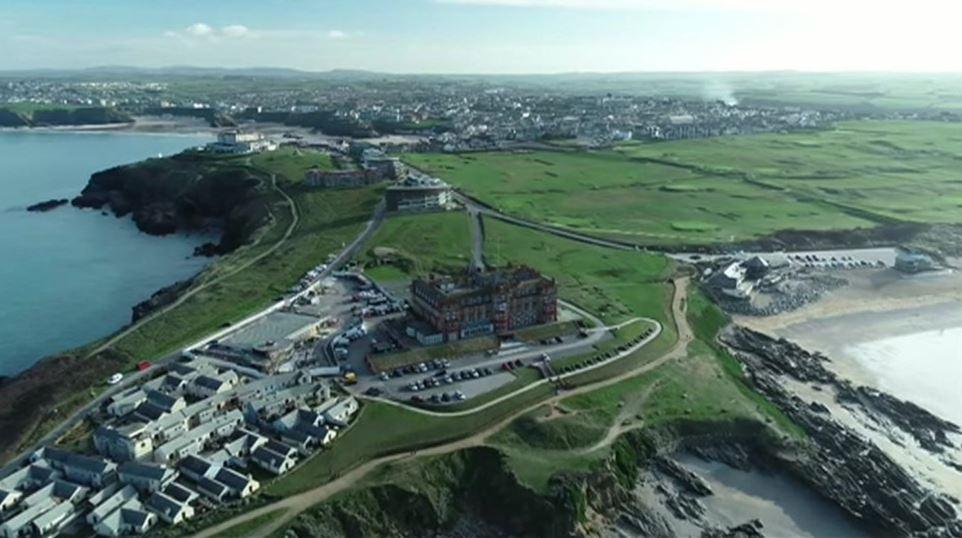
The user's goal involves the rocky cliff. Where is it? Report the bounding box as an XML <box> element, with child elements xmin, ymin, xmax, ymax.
<box><xmin>72</xmin><ymin>152</ymin><xmax>272</xmax><ymax>253</ymax></box>
<box><xmin>0</xmin><ymin>106</ymin><xmax>133</xmax><ymax>127</ymax></box>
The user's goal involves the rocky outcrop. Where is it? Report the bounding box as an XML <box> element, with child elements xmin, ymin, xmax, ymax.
<box><xmin>72</xmin><ymin>152</ymin><xmax>271</xmax><ymax>253</ymax></box>
<box><xmin>26</xmin><ymin>199</ymin><xmax>68</xmax><ymax>212</ymax></box>
<box><xmin>702</xmin><ymin>519</ymin><xmax>765</xmax><ymax>538</ymax></box>
<box><xmin>131</xmin><ymin>278</ymin><xmax>194</xmax><ymax>322</ymax></box>
<box><xmin>723</xmin><ymin>327</ymin><xmax>960</xmax><ymax>453</ymax></box>
<box><xmin>721</xmin><ymin>327</ymin><xmax>962</xmax><ymax>537</ymax></box>
<box><xmin>654</xmin><ymin>457</ymin><xmax>713</xmax><ymax>497</ymax></box>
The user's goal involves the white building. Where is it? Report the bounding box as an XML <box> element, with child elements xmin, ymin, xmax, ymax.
<box><xmin>208</xmin><ymin>131</ymin><xmax>277</xmax><ymax>154</ymax></box>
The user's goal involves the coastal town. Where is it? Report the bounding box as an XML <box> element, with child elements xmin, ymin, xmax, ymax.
<box><xmin>0</xmin><ymin>73</ymin><xmax>908</xmax><ymax>149</ymax></box>
<box><xmin>3</xmin><ymin>65</ymin><xmax>962</xmax><ymax>538</ymax></box>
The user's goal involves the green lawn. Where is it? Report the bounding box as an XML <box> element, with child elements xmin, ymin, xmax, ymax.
<box><xmin>358</xmin><ymin>211</ymin><xmax>473</xmax><ymax>280</ymax></box>
<box><xmin>405</xmin><ymin>121</ymin><xmax>962</xmax><ymax>245</ymax></box>
<box><xmin>484</xmin><ymin>218</ymin><xmax>674</xmax><ymax>325</ymax></box>
<box><xmin>250</xmin><ymin>146</ymin><xmax>338</xmax><ymax>185</ymax></box>
<box><xmin>210</xmin><ymin>509</ymin><xmax>289</xmax><ymax>538</ymax></box>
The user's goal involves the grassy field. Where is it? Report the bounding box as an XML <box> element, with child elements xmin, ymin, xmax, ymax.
<box><xmin>210</xmin><ymin>509</ymin><xmax>289</xmax><ymax>538</ymax></box>
<box><xmin>359</xmin><ymin>211</ymin><xmax>473</xmax><ymax>282</ymax></box>
<box><xmin>405</xmin><ymin>121</ymin><xmax>962</xmax><ymax>245</ymax></box>
<box><xmin>249</xmin><ymin>146</ymin><xmax>338</xmax><ymax>185</ymax></box>
<box><xmin>368</xmin><ymin>336</ymin><xmax>499</xmax><ymax>373</ymax></box>
<box><xmin>484</xmin><ymin>218</ymin><xmax>674</xmax><ymax>325</ymax></box>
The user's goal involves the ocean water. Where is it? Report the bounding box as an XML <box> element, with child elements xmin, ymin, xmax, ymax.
<box><xmin>846</xmin><ymin>326</ymin><xmax>962</xmax><ymax>426</ymax></box>
<box><xmin>0</xmin><ymin>130</ymin><xmax>213</xmax><ymax>376</ymax></box>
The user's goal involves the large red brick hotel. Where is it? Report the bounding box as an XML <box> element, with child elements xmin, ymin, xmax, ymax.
<box><xmin>410</xmin><ymin>266</ymin><xmax>558</xmax><ymax>342</ymax></box>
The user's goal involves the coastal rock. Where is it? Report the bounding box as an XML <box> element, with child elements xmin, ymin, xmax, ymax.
<box><xmin>702</xmin><ymin>519</ymin><xmax>765</xmax><ymax>538</ymax></box>
<box><xmin>131</xmin><ymin>278</ymin><xmax>194</xmax><ymax>322</ymax></box>
<box><xmin>615</xmin><ymin>507</ymin><xmax>674</xmax><ymax>538</ymax></box>
<box><xmin>655</xmin><ymin>457</ymin><xmax>713</xmax><ymax>496</ymax></box>
<box><xmin>723</xmin><ymin>327</ymin><xmax>960</xmax><ymax>453</ymax></box>
<box><xmin>687</xmin><ymin>443</ymin><xmax>754</xmax><ymax>472</ymax></box>
<box><xmin>721</xmin><ymin>326</ymin><xmax>962</xmax><ymax>537</ymax></box>
<box><xmin>72</xmin><ymin>152</ymin><xmax>270</xmax><ymax>252</ymax></box>
<box><xmin>193</xmin><ymin>241</ymin><xmax>222</xmax><ymax>257</ymax></box>
<box><xmin>26</xmin><ymin>198</ymin><xmax>68</xmax><ymax>212</ymax></box>
<box><xmin>664</xmin><ymin>492</ymin><xmax>706</xmax><ymax>521</ymax></box>
<box><xmin>835</xmin><ymin>384</ymin><xmax>960</xmax><ymax>453</ymax></box>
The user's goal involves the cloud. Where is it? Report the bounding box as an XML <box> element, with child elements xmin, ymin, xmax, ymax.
<box><xmin>168</xmin><ymin>23</ymin><xmax>256</xmax><ymax>42</ymax></box>
<box><xmin>185</xmin><ymin>23</ymin><xmax>214</xmax><ymax>37</ymax></box>
<box><xmin>327</xmin><ymin>30</ymin><xmax>349</xmax><ymax>40</ymax></box>
<box><xmin>221</xmin><ymin>25</ymin><xmax>251</xmax><ymax>38</ymax></box>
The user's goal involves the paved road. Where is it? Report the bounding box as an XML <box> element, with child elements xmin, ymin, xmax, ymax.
<box><xmin>192</xmin><ymin>277</ymin><xmax>691</xmax><ymax>538</ymax></box>
<box><xmin>467</xmin><ymin>205</ymin><xmax>486</xmax><ymax>271</ymax></box>
<box><xmin>455</xmin><ymin>191</ymin><xmax>640</xmax><ymax>252</ymax></box>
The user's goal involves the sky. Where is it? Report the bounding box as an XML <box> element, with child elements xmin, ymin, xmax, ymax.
<box><xmin>2</xmin><ymin>0</ymin><xmax>961</xmax><ymax>73</ymax></box>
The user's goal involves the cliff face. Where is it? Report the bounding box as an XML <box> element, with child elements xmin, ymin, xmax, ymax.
<box><xmin>72</xmin><ymin>153</ymin><xmax>271</xmax><ymax>253</ymax></box>
<box><xmin>285</xmin><ymin>447</ymin><xmax>594</xmax><ymax>538</ymax></box>
<box><xmin>0</xmin><ymin>107</ymin><xmax>133</xmax><ymax>127</ymax></box>
<box><xmin>0</xmin><ymin>348</ymin><xmax>129</xmax><ymax>463</ymax></box>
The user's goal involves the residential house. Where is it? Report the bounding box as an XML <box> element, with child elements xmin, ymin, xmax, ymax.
<box><xmin>117</xmin><ymin>462</ymin><xmax>177</xmax><ymax>494</ymax></box>
<box><xmin>250</xmin><ymin>446</ymin><xmax>296</xmax><ymax>475</ymax></box>
<box><xmin>107</xmin><ymin>388</ymin><xmax>147</xmax><ymax>418</ymax></box>
<box><xmin>87</xmin><ymin>485</ymin><xmax>139</xmax><ymax>527</ymax></box>
<box><xmin>318</xmin><ymin>396</ymin><xmax>359</xmax><ymax>426</ymax></box>
<box><xmin>187</xmin><ymin>371</ymin><xmax>238</xmax><ymax>400</ymax></box>
<box><xmin>38</xmin><ymin>447</ymin><xmax>116</xmax><ymax>488</ymax></box>
<box><xmin>93</xmin><ymin>423</ymin><xmax>153</xmax><ymax>462</ymax></box>
<box><xmin>92</xmin><ymin>498</ymin><xmax>156</xmax><ymax>537</ymax></box>
<box><xmin>145</xmin><ymin>491</ymin><xmax>194</xmax><ymax>525</ymax></box>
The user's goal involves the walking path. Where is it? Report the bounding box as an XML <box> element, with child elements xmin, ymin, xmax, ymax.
<box><xmin>193</xmin><ymin>277</ymin><xmax>691</xmax><ymax>538</ymax></box>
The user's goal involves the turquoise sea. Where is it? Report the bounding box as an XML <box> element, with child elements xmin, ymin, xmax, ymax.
<box><xmin>0</xmin><ymin>130</ymin><xmax>213</xmax><ymax>376</ymax></box>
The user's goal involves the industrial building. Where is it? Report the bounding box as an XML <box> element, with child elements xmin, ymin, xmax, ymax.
<box><xmin>410</xmin><ymin>266</ymin><xmax>557</xmax><ymax>342</ymax></box>
<box><xmin>205</xmin><ymin>311</ymin><xmax>327</xmax><ymax>373</ymax></box>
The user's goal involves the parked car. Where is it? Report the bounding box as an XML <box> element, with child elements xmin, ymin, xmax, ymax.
<box><xmin>107</xmin><ymin>373</ymin><xmax>123</xmax><ymax>385</ymax></box>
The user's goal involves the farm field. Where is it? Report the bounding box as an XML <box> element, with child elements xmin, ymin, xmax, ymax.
<box><xmin>405</xmin><ymin>121</ymin><xmax>962</xmax><ymax>246</ymax></box>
